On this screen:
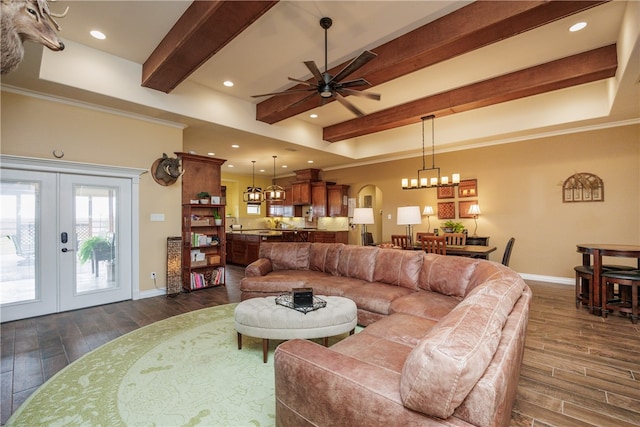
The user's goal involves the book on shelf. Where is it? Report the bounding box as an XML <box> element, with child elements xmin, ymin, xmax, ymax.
<box><xmin>189</xmin><ymin>267</ymin><xmax>224</xmax><ymax>289</ymax></box>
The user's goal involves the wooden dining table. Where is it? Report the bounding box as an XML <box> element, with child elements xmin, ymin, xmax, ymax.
<box><xmin>410</xmin><ymin>244</ymin><xmax>497</xmax><ymax>260</ymax></box>
<box><xmin>575</xmin><ymin>243</ymin><xmax>640</xmax><ymax>314</ymax></box>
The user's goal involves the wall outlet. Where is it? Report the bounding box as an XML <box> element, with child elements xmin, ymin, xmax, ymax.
<box><xmin>151</xmin><ymin>272</ymin><xmax>156</xmax><ymax>280</ymax></box>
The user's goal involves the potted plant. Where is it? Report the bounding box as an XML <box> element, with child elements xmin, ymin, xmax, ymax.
<box><xmin>441</xmin><ymin>220</ymin><xmax>464</xmax><ymax>233</ymax></box>
<box><xmin>78</xmin><ymin>236</ymin><xmax>112</xmax><ymax>264</ymax></box>
<box><xmin>213</xmin><ymin>210</ymin><xmax>223</xmax><ymax>226</ymax></box>
<box><xmin>197</xmin><ymin>191</ymin><xmax>211</xmax><ymax>204</ymax></box>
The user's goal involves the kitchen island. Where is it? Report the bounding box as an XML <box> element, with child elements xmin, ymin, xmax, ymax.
<box><xmin>226</xmin><ymin>229</ymin><xmax>348</xmax><ymax>266</ymax></box>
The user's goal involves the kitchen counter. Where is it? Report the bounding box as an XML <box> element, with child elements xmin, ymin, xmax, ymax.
<box><xmin>226</xmin><ymin>229</ymin><xmax>349</xmax><ymax>265</ymax></box>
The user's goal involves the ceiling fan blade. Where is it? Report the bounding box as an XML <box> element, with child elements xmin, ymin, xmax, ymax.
<box><xmin>335</xmin><ymin>92</ymin><xmax>364</xmax><ymax>117</ymax></box>
<box><xmin>338</xmin><ymin>87</ymin><xmax>381</xmax><ymax>101</ymax></box>
<box><xmin>251</xmin><ymin>87</ymin><xmax>316</xmax><ymax>98</ymax></box>
<box><xmin>288</xmin><ymin>77</ymin><xmax>317</xmax><ymax>87</ymax></box>
<box><xmin>304</xmin><ymin>61</ymin><xmax>324</xmax><ymax>83</ymax></box>
<box><xmin>330</xmin><ymin>50</ymin><xmax>377</xmax><ymax>84</ymax></box>
<box><xmin>338</xmin><ymin>78</ymin><xmax>371</xmax><ymax>88</ymax></box>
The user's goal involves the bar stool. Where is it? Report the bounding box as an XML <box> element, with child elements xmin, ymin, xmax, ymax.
<box><xmin>601</xmin><ymin>270</ymin><xmax>640</xmax><ymax>324</ymax></box>
<box><xmin>574</xmin><ymin>265</ymin><xmax>636</xmax><ymax>311</ymax></box>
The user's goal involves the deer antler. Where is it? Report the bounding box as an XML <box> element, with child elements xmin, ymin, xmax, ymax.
<box><xmin>36</xmin><ymin>0</ymin><xmax>68</xmax><ymax>31</ymax></box>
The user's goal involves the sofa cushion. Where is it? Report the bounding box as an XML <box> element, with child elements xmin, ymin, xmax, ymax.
<box><xmin>309</xmin><ymin>243</ymin><xmax>344</xmax><ymax>275</ymax></box>
<box><xmin>239</xmin><ymin>275</ymin><xmax>306</xmax><ymax>294</ymax></box>
<box><xmin>342</xmin><ymin>282</ymin><xmax>414</xmax><ymax>316</ymax></box>
<box><xmin>331</xmin><ymin>332</ymin><xmax>413</xmax><ymax>374</ymax></box>
<box><xmin>337</xmin><ymin>245</ymin><xmax>378</xmax><ymax>282</ymax></box>
<box><xmin>259</xmin><ymin>242</ymin><xmax>311</xmax><ymax>271</ymax></box>
<box><xmin>373</xmin><ymin>249</ymin><xmax>422</xmax><ymax>290</ymax></box>
<box><xmin>360</xmin><ymin>313</ymin><xmax>437</xmax><ymax>347</ymax></box>
<box><xmin>390</xmin><ymin>291</ymin><xmax>461</xmax><ymax>322</ymax></box>
<box><xmin>419</xmin><ymin>253</ymin><xmax>480</xmax><ymax>297</ymax></box>
<box><xmin>399</xmin><ymin>277</ymin><xmax>525</xmax><ymax>419</ymax></box>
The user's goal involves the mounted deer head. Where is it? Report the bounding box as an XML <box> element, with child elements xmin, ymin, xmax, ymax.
<box><xmin>1</xmin><ymin>0</ymin><xmax>68</xmax><ymax>74</ymax></box>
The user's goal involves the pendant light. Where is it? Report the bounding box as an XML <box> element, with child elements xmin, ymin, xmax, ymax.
<box><xmin>243</xmin><ymin>160</ymin><xmax>264</xmax><ymax>204</ymax></box>
<box><xmin>401</xmin><ymin>115</ymin><xmax>460</xmax><ymax>189</ymax></box>
<box><xmin>263</xmin><ymin>155</ymin><xmax>286</xmax><ymax>202</ymax></box>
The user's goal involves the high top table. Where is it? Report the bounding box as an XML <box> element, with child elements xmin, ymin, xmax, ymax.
<box><xmin>576</xmin><ymin>244</ymin><xmax>640</xmax><ymax>315</ymax></box>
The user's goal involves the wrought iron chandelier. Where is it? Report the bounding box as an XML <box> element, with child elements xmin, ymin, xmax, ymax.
<box><xmin>243</xmin><ymin>160</ymin><xmax>264</xmax><ymax>204</ymax></box>
<box><xmin>263</xmin><ymin>155</ymin><xmax>286</xmax><ymax>202</ymax></box>
<box><xmin>401</xmin><ymin>115</ymin><xmax>460</xmax><ymax>190</ymax></box>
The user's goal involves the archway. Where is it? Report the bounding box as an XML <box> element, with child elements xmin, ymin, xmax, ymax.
<box><xmin>357</xmin><ymin>185</ymin><xmax>382</xmax><ymax>245</ymax></box>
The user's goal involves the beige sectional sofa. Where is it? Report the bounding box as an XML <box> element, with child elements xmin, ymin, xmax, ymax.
<box><xmin>240</xmin><ymin>242</ymin><xmax>531</xmax><ymax>427</ymax></box>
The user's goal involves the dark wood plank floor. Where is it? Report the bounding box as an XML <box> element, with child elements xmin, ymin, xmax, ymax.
<box><xmin>1</xmin><ymin>265</ymin><xmax>639</xmax><ymax>426</ymax></box>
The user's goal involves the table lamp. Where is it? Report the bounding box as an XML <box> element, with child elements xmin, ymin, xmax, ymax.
<box><xmin>397</xmin><ymin>206</ymin><xmax>422</xmax><ymax>247</ymax></box>
<box><xmin>352</xmin><ymin>208</ymin><xmax>375</xmax><ymax>245</ymax></box>
<box><xmin>468</xmin><ymin>204</ymin><xmax>481</xmax><ymax>236</ymax></box>
<box><xmin>422</xmin><ymin>205</ymin><xmax>434</xmax><ymax>232</ymax></box>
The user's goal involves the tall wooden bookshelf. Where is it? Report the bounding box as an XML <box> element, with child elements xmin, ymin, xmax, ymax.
<box><xmin>176</xmin><ymin>152</ymin><xmax>226</xmax><ymax>292</ymax></box>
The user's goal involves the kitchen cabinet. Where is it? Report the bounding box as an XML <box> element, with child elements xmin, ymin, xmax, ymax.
<box><xmin>227</xmin><ymin>233</ymin><xmax>260</xmax><ymax>266</ymax></box>
<box><xmin>291</xmin><ymin>182</ymin><xmax>311</xmax><ymax>205</ymax></box>
<box><xmin>311</xmin><ymin>181</ymin><xmax>328</xmax><ymax>217</ymax></box>
<box><xmin>311</xmin><ymin>231</ymin><xmax>348</xmax><ymax>244</ymax></box>
<box><xmin>327</xmin><ymin>185</ymin><xmax>350</xmax><ymax>217</ymax></box>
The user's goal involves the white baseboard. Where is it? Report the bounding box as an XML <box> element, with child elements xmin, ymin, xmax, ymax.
<box><xmin>519</xmin><ymin>273</ymin><xmax>573</xmax><ymax>286</ymax></box>
<box><xmin>136</xmin><ymin>288</ymin><xmax>167</xmax><ymax>300</ymax></box>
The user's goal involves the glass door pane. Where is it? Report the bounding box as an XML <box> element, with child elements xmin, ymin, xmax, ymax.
<box><xmin>59</xmin><ymin>174</ymin><xmax>132</xmax><ymax>312</ymax></box>
<box><xmin>1</xmin><ymin>170</ymin><xmax>57</xmax><ymax>322</ymax></box>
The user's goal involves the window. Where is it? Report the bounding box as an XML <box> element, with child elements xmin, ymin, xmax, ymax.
<box><xmin>247</xmin><ymin>204</ymin><xmax>261</xmax><ymax>215</ymax></box>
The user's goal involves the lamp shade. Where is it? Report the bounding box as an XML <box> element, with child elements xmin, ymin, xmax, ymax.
<box><xmin>468</xmin><ymin>204</ymin><xmax>481</xmax><ymax>215</ymax></box>
<box><xmin>352</xmin><ymin>208</ymin><xmax>374</xmax><ymax>225</ymax></box>
<box><xmin>422</xmin><ymin>206</ymin><xmax>434</xmax><ymax>216</ymax></box>
<box><xmin>397</xmin><ymin>206</ymin><xmax>422</xmax><ymax>225</ymax></box>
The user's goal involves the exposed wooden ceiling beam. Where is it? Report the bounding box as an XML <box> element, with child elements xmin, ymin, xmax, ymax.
<box><xmin>323</xmin><ymin>45</ymin><xmax>618</xmax><ymax>142</ymax></box>
<box><xmin>142</xmin><ymin>1</ymin><xmax>278</xmax><ymax>93</ymax></box>
<box><xmin>255</xmin><ymin>0</ymin><xmax>608</xmax><ymax>125</ymax></box>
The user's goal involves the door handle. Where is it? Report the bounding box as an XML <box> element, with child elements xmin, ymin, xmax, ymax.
<box><xmin>61</xmin><ymin>248</ymin><xmax>74</xmax><ymax>253</ymax></box>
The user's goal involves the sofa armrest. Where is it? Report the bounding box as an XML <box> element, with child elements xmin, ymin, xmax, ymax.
<box><xmin>244</xmin><ymin>258</ymin><xmax>272</xmax><ymax>277</ymax></box>
<box><xmin>274</xmin><ymin>339</ymin><xmax>447</xmax><ymax>426</ymax></box>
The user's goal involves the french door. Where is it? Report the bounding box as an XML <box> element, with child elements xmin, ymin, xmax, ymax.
<box><xmin>1</xmin><ymin>160</ymin><xmax>139</xmax><ymax>322</ymax></box>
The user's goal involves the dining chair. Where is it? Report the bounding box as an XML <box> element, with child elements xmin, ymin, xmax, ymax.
<box><xmin>391</xmin><ymin>234</ymin><xmax>409</xmax><ymax>249</ymax></box>
<box><xmin>501</xmin><ymin>237</ymin><xmax>516</xmax><ymax>266</ymax></box>
<box><xmin>421</xmin><ymin>236</ymin><xmax>446</xmax><ymax>255</ymax></box>
<box><xmin>416</xmin><ymin>232</ymin><xmax>435</xmax><ymax>244</ymax></box>
<box><xmin>443</xmin><ymin>233</ymin><xmax>466</xmax><ymax>246</ymax></box>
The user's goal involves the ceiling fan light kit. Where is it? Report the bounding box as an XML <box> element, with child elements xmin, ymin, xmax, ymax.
<box><xmin>402</xmin><ymin>115</ymin><xmax>460</xmax><ymax>190</ymax></box>
<box><xmin>252</xmin><ymin>17</ymin><xmax>380</xmax><ymax>117</ymax></box>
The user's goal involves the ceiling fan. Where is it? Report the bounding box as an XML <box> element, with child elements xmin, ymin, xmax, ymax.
<box><xmin>252</xmin><ymin>17</ymin><xmax>380</xmax><ymax>117</ymax></box>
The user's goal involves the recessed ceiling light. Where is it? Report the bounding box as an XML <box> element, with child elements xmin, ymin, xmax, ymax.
<box><xmin>569</xmin><ymin>22</ymin><xmax>587</xmax><ymax>32</ymax></box>
<box><xmin>310</xmin><ymin>114</ymin><xmax>318</xmax><ymax>118</ymax></box>
<box><xmin>307</xmin><ymin>160</ymin><xmax>314</xmax><ymax>164</ymax></box>
<box><xmin>223</xmin><ymin>81</ymin><xmax>234</xmax><ymax>87</ymax></box>
<box><xmin>259</xmin><ymin>169</ymin><xmax>265</xmax><ymax>173</ymax></box>
<box><xmin>281</xmin><ymin>165</ymin><xmax>288</xmax><ymax>168</ymax></box>
<box><xmin>207</xmin><ymin>152</ymin><xmax>215</xmax><ymax>156</ymax></box>
<box><xmin>90</xmin><ymin>30</ymin><xmax>106</xmax><ymax>40</ymax></box>
<box><xmin>231</xmin><ymin>144</ymin><xmax>239</xmax><ymax>148</ymax></box>
<box><xmin>227</xmin><ymin>164</ymin><xmax>234</xmax><ymax>168</ymax></box>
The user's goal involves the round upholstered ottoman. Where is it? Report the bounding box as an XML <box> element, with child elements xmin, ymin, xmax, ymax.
<box><xmin>234</xmin><ymin>295</ymin><xmax>357</xmax><ymax>362</ymax></box>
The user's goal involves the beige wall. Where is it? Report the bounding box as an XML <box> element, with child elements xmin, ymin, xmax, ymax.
<box><xmin>3</xmin><ymin>91</ymin><xmax>638</xmax><ymax>286</ymax></box>
<box><xmin>1</xmin><ymin>92</ymin><xmax>183</xmax><ymax>293</ymax></box>
<box><xmin>318</xmin><ymin>124</ymin><xmax>640</xmax><ymax>279</ymax></box>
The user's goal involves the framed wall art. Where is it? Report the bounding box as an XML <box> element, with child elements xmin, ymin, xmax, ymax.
<box><xmin>437</xmin><ymin>185</ymin><xmax>455</xmax><ymax>199</ymax></box>
<box><xmin>562</xmin><ymin>172</ymin><xmax>604</xmax><ymax>203</ymax></box>
<box><xmin>458</xmin><ymin>179</ymin><xmax>477</xmax><ymax>198</ymax></box>
<box><xmin>438</xmin><ymin>202</ymin><xmax>455</xmax><ymax>219</ymax></box>
<box><xmin>458</xmin><ymin>200</ymin><xmax>478</xmax><ymax>219</ymax></box>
